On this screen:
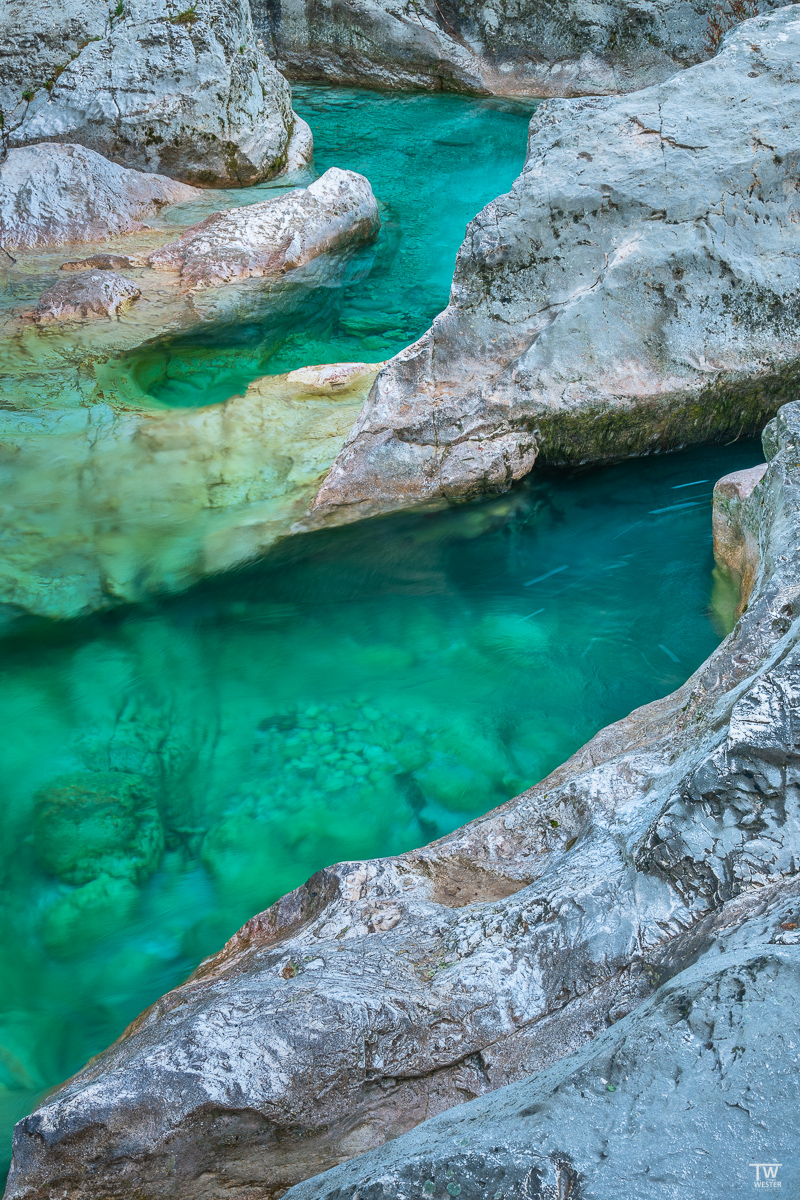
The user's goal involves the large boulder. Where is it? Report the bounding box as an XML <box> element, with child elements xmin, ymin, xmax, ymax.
<box><xmin>5</xmin><ymin>397</ymin><xmax>800</xmax><ymax>1195</ymax></box>
<box><xmin>4</xmin><ymin>0</ymin><xmax>310</xmax><ymax>187</ymax></box>
<box><xmin>149</xmin><ymin>167</ymin><xmax>380</xmax><ymax>286</ymax></box>
<box><xmin>0</xmin><ymin>142</ymin><xmax>199</xmax><ymax>248</ymax></box>
<box><xmin>253</xmin><ymin>0</ymin><xmax>782</xmax><ymax>97</ymax></box>
<box><xmin>285</xmin><ymin>905</ymin><xmax>800</xmax><ymax>1199</ymax></box>
<box><xmin>311</xmin><ymin>7</ymin><xmax>800</xmax><ymax>524</ymax></box>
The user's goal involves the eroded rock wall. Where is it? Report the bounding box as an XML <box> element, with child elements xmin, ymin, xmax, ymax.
<box><xmin>253</xmin><ymin>0</ymin><xmax>783</xmax><ymax>97</ymax></box>
<box><xmin>311</xmin><ymin>8</ymin><xmax>800</xmax><ymax>526</ymax></box>
<box><xmin>5</xmin><ymin>394</ymin><xmax>799</xmax><ymax>1196</ymax></box>
<box><xmin>2</xmin><ymin>0</ymin><xmax>306</xmax><ymax>187</ymax></box>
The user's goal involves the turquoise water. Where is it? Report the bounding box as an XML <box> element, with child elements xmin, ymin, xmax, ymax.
<box><xmin>0</xmin><ymin>437</ymin><xmax>761</xmax><ymax>1176</ymax></box>
<box><xmin>130</xmin><ymin>86</ymin><xmax>535</xmax><ymax>406</ymax></box>
<box><xmin>0</xmin><ymin>81</ymin><xmax>766</xmax><ymax>1182</ymax></box>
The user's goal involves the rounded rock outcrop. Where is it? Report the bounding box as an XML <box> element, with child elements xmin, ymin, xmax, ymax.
<box><xmin>5</xmin><ymin>0</ymin><xmax>309</xmax><ymax>188</ymax></box>
<box><xmin>0</xmin><ymin>142</ymin><xmax>199</xmax><ymax>248</ymax></box>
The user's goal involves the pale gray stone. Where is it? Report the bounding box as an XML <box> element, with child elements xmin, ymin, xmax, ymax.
<box><xmin>149</xmin><ymin>166</ymin><xmax>380</xmax><ymax>286</ymax></box>
<box><xmin>5</xmin><ymin>398</ymin><xmax>799</xmax><ymax>1197</ymax></box>
<box><xmin>35</xmin><ymin>270</ymin><xmax>142</xmax><ymax>319</ymax></box>
<box><xmin>254</xmin><ymin>0</ymin><xmax>783</xmax><ymax>97</ymax></box>
<box><xmin>312</xmin><ymin>8</ymin><xmax>800</xmax><ymax>525</ymax></box>
<box><xmin>4</xmin><ymin>0</ymin><xmax>308</xmax><ymax>187</ymax></box>
<box><xmin>0</xmin><ymin>142</ymin><xmax>198</xmax><ymax>248</ymax></box>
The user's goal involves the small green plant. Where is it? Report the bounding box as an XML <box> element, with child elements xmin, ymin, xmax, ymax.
<box><xmin>21</xmin><ymin>89</ymin><xmax>34</xmax><ymax>102</ymax></box>
<box><xmin>239</xmin><ymin>43</ymin><xmax>246</xmax><ymax>53</ymax></box>
<box><xmin>170</xmin><ymin>5</ymin><xmax>197</xmax><ymax>24</ymax></box>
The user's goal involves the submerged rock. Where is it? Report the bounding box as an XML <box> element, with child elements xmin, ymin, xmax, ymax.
<box><xmin>254</xmin><ymin>0</ymin><xmax>783</xmax><ymax>97</ymax></box>
<box><xmin>0</xmin><ymin>142</ymin><xmax>198</xmax><ymax>248</ymax></box>
<box><xmin>4</xmin><ymin>0</ymin><xmax>306</xmax><ymax>187</ymax></box>
<box><xmin>149</xmin><ymin>167</ymin><xmax>380</xmax><ymax>286</ymax></box>
<box><xmin>312</xmin><ymin>8</ymin><xmax>800</xmax><ymax>523</ymax></box>
<box><xmin>5</xmin><ymin>397</ymin><xmax>799</xmax><ymax>1194</ymax></box>
<box><xmin>32</xmin><ymin>772</ymin><xmax>163</xmax><ymax>887</ymax></box>
<box><xmin>0</xmin><ymin>363</ymin><xmax>383</xmax><ymax>620</ymax></box>
<box><xmin>36</xmin><ymin>270</ymin><xmax>142</xmax><ymax>319</ymax></box>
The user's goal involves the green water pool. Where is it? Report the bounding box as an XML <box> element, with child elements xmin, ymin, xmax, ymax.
<box><xmin>128</xmin><ymin>85</ymin><xmax>536</xmax><ymax>406</ymax></box>
<box><xmin>0</xmin><ymin>437</ymin><xmax>761</xmax><ymax>1176</ymax></box>
<box><xmin>0</xmin><ymin>79</ymin><xmax>767</xmax><ymax>1182</ymax></box>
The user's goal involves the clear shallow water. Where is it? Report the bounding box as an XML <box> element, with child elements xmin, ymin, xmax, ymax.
<box><xmin>0</xmin><ymin>437</ymin><xmax>762</xmax><ymax>1176</ymax></box>
<box><xmin>130</xmin><ymin>86</ymin><xmax>535</xmax><ymax>407</ymax></box>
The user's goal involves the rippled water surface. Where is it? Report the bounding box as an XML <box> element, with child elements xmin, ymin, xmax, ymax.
<box><xmin>0</xmin><ymin>81</ymin><xmax>765</xmax><ymax>1182</ymax></box>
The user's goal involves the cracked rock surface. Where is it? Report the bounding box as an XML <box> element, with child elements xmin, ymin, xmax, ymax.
<box><xmin>6</xmin><ymin>391</ymin><xmax>800</xmax><ymax>1196</ymax></box>
<box><xmin>0</xmin><ymin>142</ymin><xmax>199</xmax><ymax>248</ymax></box>
<box><xmin>3</xmin><ymin>0</ymin><xmax>306</xmax><ymax>187</ymax></box>
<box><xmin>312</xmin><ymin>9</ymin><xmax>800</xmax><ymax>525</ymax></box>
<box><xmin>253</xmin><ymin>0</ymin><xmax>783</xmax><ymax>98</ymax></box>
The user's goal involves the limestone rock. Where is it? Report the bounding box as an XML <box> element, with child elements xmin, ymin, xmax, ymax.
<box><xmin>312</xmin><ymin>8</ymin><xmax>800</xmax><ymax>524</ymax></box>
<box><xmin>253</xmin><ymin>0</ymin><xmax>783</xmax><ymax>97</ymax></box>
<box><xmin>0</xmin><ymin>142</ymin><xmax>198</xmax><ymax>248</ymax></box>
<box><xmin>148</xmin><ymin>168</ymin><xmax>380</xmax><ymax>287</ymax></box>
<box><xmin>285</xmin><ymin>904</ymin><xmax>800</xmax><ymax>1199</ymax></box>
<box><xmin>0</xmin><ymin>0</ymin><xmax>105</xmax><ymax>117</ymax></box>
<box><xmin>4</xmin><ymin>398</ymin><xmax>798</xmax><ymax>1197</ymax></box>
<box><xmin>36</xmin><ymin>270</ymin><xmax>142</xmax><ymax>319</ymax></box>
<box><xmin>61</xmin><ymin>253</ymin><xmax>141</xmax><ymax>271</ymax></box>
<box><xmin>5</xmin><ymin>0</ymin><xmax>307</xmax><ymax>187</ymax></box>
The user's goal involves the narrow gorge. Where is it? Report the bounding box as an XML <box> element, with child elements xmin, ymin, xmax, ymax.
<box><xmin>1</xmin><ymin>1</ymin><xmax>799</xmax><ymax>1197</ymax></box>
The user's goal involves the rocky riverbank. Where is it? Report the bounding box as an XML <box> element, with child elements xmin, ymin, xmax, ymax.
<box><xmin>253</xmin><ymin>0</ymin><xmax>782</xmax><ymax>97</ymax></box>
<box><xmin>5</xmin><ymin>399</ymin><xmax>798</xmax><ymax>1197</ymax></box>
<box><xmin>312</xmin><ymin>7</ymin><xmax>800</xmax><ymax>526</ymax></box>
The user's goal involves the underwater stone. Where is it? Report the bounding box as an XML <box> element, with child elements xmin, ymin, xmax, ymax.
<box><xmin>32</xmin><ymin>771</ymin><xmax>163</xmax><ymax>886</ymax></box>
<box><xmin>35</xmin><ymin>270</ymin><xmax>142</xmax><ymax>320</ymax></box>
<box><xmin>4</xmin><ymin>394</ymin><xmax>796</xmax><ymax>1196</ymax></box>
<box><xmin>148</xmin><ymin>168</ymin><xmax>380</xmax><ymax>287</ymax></box>
<box><xmin>0</xmin><ymin>142</ymin><xmax>199</xmax><ymax>248</ymax></box>
<box><xmin>4</xmin><ymin>0</ymin><xmax>306</xmax><ymax>188</ymax></box>
<box><xmin>312</xmin><ymin>8</ymin><xmax>800</xmax><ymax>523</ymax></box>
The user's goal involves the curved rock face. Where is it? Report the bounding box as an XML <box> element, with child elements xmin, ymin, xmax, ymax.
<box><xmin>4</xmin><ymin>0</ymin><xmax>306</xmax><ymax>187</ymax></box>
<box><xmin>254</xmin><ymin>0</ymin><xmax>782</xmax><ymax>97</ymax></box>
<box><xmin>149</xmin><ymin>167</ymin><xmax>380</xmax><ymax>286</ymax></box>
<box><xmin>5</xmin><ymin>400</ymin><xmax>800</xmax><ymax>1195</ymax></box>
<box><xmin>287</xmin><ymin>913</ymin><xmax>800</xmax><ymax>1199</ymax></box>
<box><xmin>0</xmin><ymin>143</ymin><xmax>199</xmax><ymax>248</ymax></box>
<box><xmin>312</xmin><ymin>8</ymin><xmax>800</xmax><ymax>526</ymax></box>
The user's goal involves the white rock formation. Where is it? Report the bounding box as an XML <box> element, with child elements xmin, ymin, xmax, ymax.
<box><xmin>149</xmin><ymin>168</ymin><xmax>380</xmax><ymax>286</ymax></box>
<box><xmin>0</xmin><ymin>142</ymin><xmax>198</xmax><ymax>248</ymax></box>
<box><xmin>35</xmin><ymin>270</ymin><xmax>142</xmax><ymax>319</ymax></box>
<box><xmin>4</xmin><ymin>0</ymin><xmax>310</xmax><ymax>187</ymax></box>
<box><xmin>312</xmin><ymin>8</ymin><xmax>800</xmax><ymax>523</ymax></box>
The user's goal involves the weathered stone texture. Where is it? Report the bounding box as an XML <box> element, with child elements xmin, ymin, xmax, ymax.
<box><xmin>0</xmin><ymin>142</ymin><xmax>198</xmax><ymax>248</ymax></box>
<box><xmin>3</xmin><ymin>0</ymin><xmax>306</xmax><ymax>187</ymax></box>
<box><xmin>4</xmin><ymin>395</ymin><xmax>799</xmax><ymax>1198</ymax></box>
<box><xmin>36</xmin><ymin>270</ymin><xmax>142</xmax><ymax>319</ymax></box>
<box><xmin>312</xmin><ymin>9</ymin><xmax>800</xmax><ymax>525</ymax></box>
<box><xmin>253</xmin><ymin>0</ymin><xmax>784</xmax><ymax>97</ymax></box>
<box><xmin>149</xmin><ymin>167</ymin><xmax>380</xmax><ymax>286</ymax></box>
